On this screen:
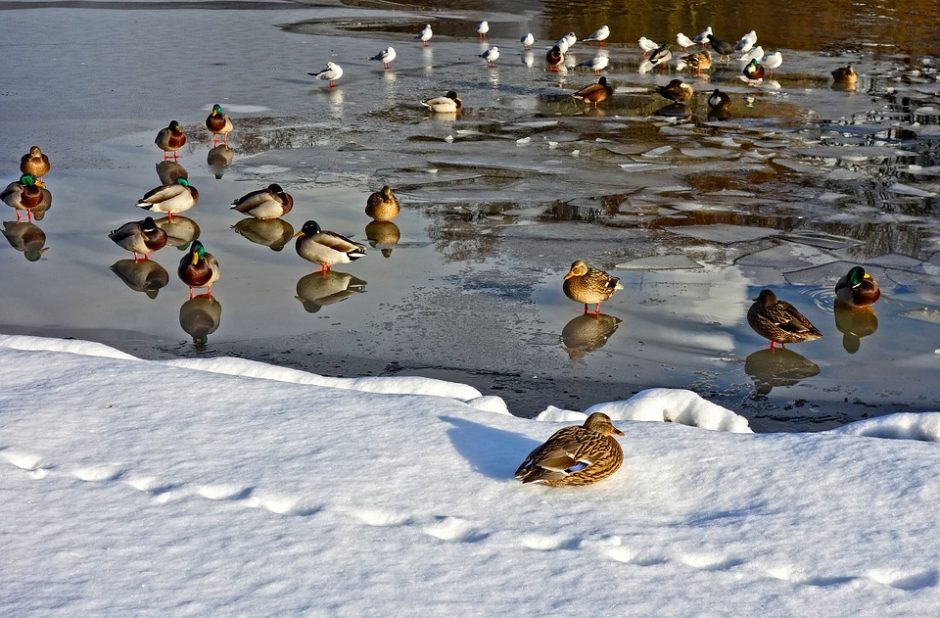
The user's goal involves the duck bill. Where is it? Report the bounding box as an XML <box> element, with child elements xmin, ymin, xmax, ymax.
<box><xmin>563</xmin><ymin>270</ymin><xmax>575</xmax><ymax>280</ymax></box>
<box><xmin>613</xmin><ymin>427</ymin><xmax>624</xmax><ymax>436</ymax></box>
<box><xmin>191</xmin><ymin>253</ymin><xmax>199</xmax><ymax>265</ymax></box>
<box><xmin>293</xmin><ymin>231</ymin><xmax>305</xmax><ymax>238</ymax></box>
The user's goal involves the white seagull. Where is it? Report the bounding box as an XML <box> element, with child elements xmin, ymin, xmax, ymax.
<box><xmin>369</xmin><ymin>47</ymin><xmax>396</xmax><ymax>70</ymax></box>
<box><xmin>479</xmin><ymin>46</ymin><xmax>500</xmax><ymax>66</ymax></box>
<box><xmin>578</xmin><ymin>53</ymin><xmax>609</xmax><ymax>74</ymax></box>
<box><xmin>477</xmin><ymin>20</ymin><xmax>489</xmax><ymax>40</ymax></box>
<box><xmin>520</xmin><ymin>32</ymin><xmax>535</xmax><ymax>49</ymax></box>
<box><xmin>555</xmin><ymin>37</ymin><xmax>571</xmax><ymax>54</ymax></box>
<box><xmin>310</xmin><ymin>61</ymin><xmax>343</xmax><ymax>88</ymax></box>
<box><xmin>676</xmin><ymin>32</ymin><xmax>695</xmax><ymax>49</ymax></box>
<box><xmin>739</xmin><ymin>45</ymin><xmax>764</xmax><ymax>64</ymax></box>
<box><xmin>638</xmin><ymin>37</ymin><xmax>659</xmax><ymax>53</ymax></box>
<box><xmin>693</xmin><ymin>26</ymin><xmax>712</xmax><ymax>46</ymax></box>
<box><xmin>416</xmin><ymin>24</ymin><xmax>433</xmax><ymax>46</ymax></box>
<box><xmin>734</xmin><ymin>30</ymin><xmax>758</xmax><ymax>53</ymax></box>
<box><xmin>583</xmin><ymin>25</ymin><xmax>610</xmax><ymax>46</ymax></box>
<box><xmin>559</xmin><ymin>32</ymin><xmax>577</xmax><ymax>48</ymax></box>
<box><xmin>764</xmin><ymin>51</ymin><xmax>783</xmax><ymax>76</ymax></box>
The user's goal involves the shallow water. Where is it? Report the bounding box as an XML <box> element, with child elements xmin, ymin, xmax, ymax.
<box><xmin>1</xmin><ymin>0</ymin><xmax>938</xmax><ymax>431</ymax></box>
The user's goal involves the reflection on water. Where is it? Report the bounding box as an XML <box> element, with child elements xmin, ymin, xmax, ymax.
<box><xmin>2</xmin><ymin>221</ymin><xmax>48</xmax><ymax>261</ymax></box>
<box><xmin>364</xmin><ymin>221</ymin><xmax>401</xmax><ymax>258</ymax></box>
<box><xmin>232</xmin><ymin>217</ymin><xmax>294</xmax><ymax>252</ymax></box>
<box><xmin>179</xmin><ymin>293</ymin><xmax>222</xmax><ymax>349</ymax></box>
<box><xmin>834</xmin><ymin>302</ymin><xmax>879</xmax><ymax>354</ymax></box>
<box><xmin>207</xmin><ymin>144</ymin><xmax>235</xmax><ymax>179</ymax></box>
<box><xmin>745</xmin><ymin>348</ymin><xmax>821</xmax><ymax>396</ymax></box>
<box><xmin>110</xmin><ymin>259</ymin><xmax>170</xmax><ymax>299</ymax></box>
<box><xmin>155</xmin><ymin>160</ymin><xmax>188</xmax><ymax>185</ymax></box>
<box><xmin>561</xmin><ymin>313</ymin><xmax>622</xmax><ymax>361</ymax></box>
<box><xmin>295</xmin><ymin>271</ymin><xmax>367</xmax><ymax>313</ymax></box>
<box><xmin>155</xmin><ymin>215</ymin><xmax>200</xmax><ymax>251</ymax></box>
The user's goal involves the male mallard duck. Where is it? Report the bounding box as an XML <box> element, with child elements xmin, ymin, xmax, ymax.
<box><xmin>831</xmin><ymin>64</ymin><xmax>858</xmax><ymax>85</ymax></box>
<box><xmin>155</xmin><ymin>120</ymin><xmax>187</xmax><ymax>160</ymax></box>
<box><xmin>476</xmin><ymin>20</ymin><xmax>489</xmax><ymax>40</ymax></box>
<box><xmin>706</xmin><ymin>33</ymin><xmax>735</xmax><ymax>60</ymax></box>
<box><xmin>584</xmin><ymin>25</ymin><xmax>610</xmax><ymax>46</ymax></box>
<box><xmin>648</xmin><ymin>43</ymin><xmax>672</xmax><ymax>67</ymax></box>
<box><xmin>2</xmin><ymin>174</ymin><xmax>51</xmax><ymax>222</ymax></box>
<box><xmin>108</xmin><ymin>216</ymin><xmax>168</xmax><ymax>261</ymax></box>
<box><xmin>835</xmin><ymin>266</ymin><xmax>880</xmax><ymax>308</ymax></box>
<box><xmin>743</xmin><ymin>58</ymin><xmax>765</xmax><ymax>81</ymax></box>
<box><xmin>546</xmin><ymin>45</ymin><xmax>565</xmax><ymax>72</ymax></box>
<box><xmin>136</xmin><ymin>177</ymin><xmax>199</xmax><ymax>220</ymax></box>
<box><xmin>178</xmin><ymin>240</ymin><xmax>220</xmax><ymax>298</ymax></box>
<box><xmin>294</xmin><ymin>220</ymin><xmax>366</xmax><ymax>273</ymax></box>
<box><xmin>708</xmin><ymin>88</ymin><xmax>731</xmax><ymax>109</ymax></box>
<box><xmin>416</xmin><ymin>24</ymin><xmax>433</xmax><ymax>46</ymax></box>
<box><xmin>20</xmin><ymin>146</ymin><xmax>50</xmax><ymax>181</ymax></box>
<box><xmin>681</xmin><ymin>49</ymin><xmax>712</xmax><ymax>75</ymax></box>
<box><xmin>479</xmin><ymin>46</ymin><xmax>499</xmax><ymax>67</ymax></box>
<box><xmin>421</xmin><ymin>90</ymin><xmax>462</xmax><ymax>113</ymax></box>
<box><xmin>747</xmin><ymin>289</ymin><xmax>822</xmax><ymax>348</ymax></box>
<box><xmin>365</xmin><ymin>185</ymin><xmax>400</xmax><ymax>221</ymax></box>
<box><xmin>2</xmin><ymin>221</ymin><xmax>48</xmax><ymax>262</ymax></box>
<box><xmin>310</xmin><ymin>62</ymin><xmax>343</xmax><ymax>88</ymax></box>
<box><xmin>656</xmin><ymin>79</ymin><xmax>693</xmax><ymax>103</ymax></box>
<box><xmin>515</xmin><ymin>412</ymin><xmax>624</xmax><ymax>487</ymax></box>
<box><xmin>205</xmin><ymin>104</ymin><xmax>233</xmax><ymax>145</ymax></box>
<box><xmin>563</xmin><ymin>259</ymin><xmax>623</xmax><ymax>315</ymax></box>
<box><xmin>370</xmin><ymin>46</ymin><xmax>397</xmax><ymax>70</ymax></box>
<box><xmin>231</xmin><ymin>183</ymin><xmax>293</xmax><ymax>220</ymax></box>
<box><xmin>572</xmin><ymin>76</ymin><xmax>613</xmax><ymax>107</ymax></box>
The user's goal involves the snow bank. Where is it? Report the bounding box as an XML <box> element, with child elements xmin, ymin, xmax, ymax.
<box><xmin>829</xmin><ymin>412</ymin><xmax>940</xmax><ymax>442</ymax></box>
<box><xmin>0</xmin><ymin>334</ymin><xmax>138</xmax><ymax>361</ymax></box>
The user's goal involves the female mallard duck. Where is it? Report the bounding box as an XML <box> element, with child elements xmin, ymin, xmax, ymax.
<box><xmin>178</xmin><ymin>240</ymin><xmax>220</xmax><ymax>298</ymax></box>
<box><xmin>515</xmin><ymin>412</ymin><xmax>624</xmax><ymax>487</ymax></box>
<box><xmin>421</xmin><ymin>90</ymin><xmax>462</xmax><ymax>113</ymax></box>
<box><xmin>656</xmin><ymin>79</ymin><xmax>693</xmax><ymax>103</ymax></box>
<box><xmin>648</xmin><ymin>43</ymin><xmax>672</xmax><ymax>67</ymax></box>
<box><xmin>294</xmin><ymin>220</ymin><xmax>366</xmax><ymax>273</ymax></box>
<box><xmin>365</xmin><ymin>185</ymin><xmax>400</xmax><ymax>222</ymax></box>
<box><xmin>835</xmin><ymin>266</ymin><xmax>880</xmax><ymax>308</ymax></box>
<box><xmin>231</xmin><ymin>183</ymin><xmax>293</xmax><ymax>220</ymax></box>
<box><xmin>155</xmin><ymin>120</ymin><xmax>187</xmax><ymax>160</ymax></box>
<box><xmin>572</xmin><ymin>76</ymin><xmax>613</xmax><ymax>107</ymax></box>
<box><xmin>563</xmin><ymin>259</ymin><xmax>623</xmax><ymax>315</ymax></box>
<box><xmin>546</xmin><ymin>45</ymin><xmax>565</xmax><ymax>72</ymax></box>
<box><xmin>708</xmin><ymin>88</ymin><xmax>731</xmax><ymax>109</ymax></box>
<box><xmin>20</xmin><ymin>146</ymin><xmax>50</xmax><ymax>181</ymax></box>
<box><xmin>743</xmin><ymin>59</ymin><xmax>765</xmax><ymax>81</ymax></box>
<box><xmin>205</xmin><ymin>104</ymin><xmax>233</xmax><ymax>145</ymax></box>
<box><xmin>108</xmin><ymin>216</ymin><xmax>168</xmax><ymax>261</ymax></box>
<box><xmin>747</xmin><ymin>289</ymin><xmax>822</xmax><ymax>348</ymax></box>
<box><xmin>2</xmin><ymin>174</ymin><xmax>51</xmax><ymax>222</ymax></box>
<box><xmin>137</xmin><ymin>177</ymin><xmax>199</xmax><ymax>220</ymax></box>
<box><xmin>831</xmin><ymin>64</ymin><xmax>857</xmax><ymax>85</ymax></box>
<box><xmin>682</xmin><ymin>49</ymin><xmax>712</xmax><ymax>76</ymax></box>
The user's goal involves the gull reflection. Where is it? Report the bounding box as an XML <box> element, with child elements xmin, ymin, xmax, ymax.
<box><xmin>522</xmin><ymin>50</ymin><xmax>534</xmax><ymax>67</ymax></box>
<box><xmin>744</xmin><ymin>348</ymin><xmax>820</xmax><ymax>395</ymax></box>
<box><xmin>179</xmin><ymin>293</ymin><xmax>222</xmax><ymax>349</ymax></box>
<box><xmin>232</xmin><ymin>217</ymin><xmax>294</xmax><ymax>252</ymax></box>
<box><xmin>207</xmin><ymin>144</ymin><xmax>235</xmax><ymax>179</ymax></box>
<box><xmin>295</xmin><ymin>270</ymin><xmax>367</xmax><ymax>313</ymax></box>
<box><xmin>2</xmin><ymin>221</ymin><xmax>48</xmax><ymax>261</ymax></box>
<box><xmin>561</xmin><ymin>313</ymin><xmax>622</xmax><ymax>361</ymax></box>
<box><xmin>155</xmin><ymin>160</ymin><xmax>188</xmax><ymax>185</ymax></box>
<box><xmin>834</xmin><ymin>301</ymin><xmax>878</xmax><ymax>354</ymax></box>
<box><xmin>110</xmin><ymin>258</ymin><xmax>169</xmax><ymax>299</ymax></box>
<box><xmin>155</xmin><ymin>215</ymin><xmax>200</xmax><ymax>251</ymax></box>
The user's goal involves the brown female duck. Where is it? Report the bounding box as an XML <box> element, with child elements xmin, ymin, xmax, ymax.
<box><xmin>563</xmin><ymin>260</ymin><xmax>623</xmax><ymax>316</ymax></box>
<box><xmin>747</xmin><ymin>289</ymin><xmax>822</xmax><ymax>348</ymax></box>
<box><xmin>365</xmin><ymin>185</ymin><xmax>400</xmax><ymax>222</ymax></box>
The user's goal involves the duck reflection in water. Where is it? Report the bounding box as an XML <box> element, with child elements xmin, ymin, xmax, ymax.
<box><xmin>561</xmin><ymin>313</ymin><xmax>622</xmax><ymax>362</ymax></box>
<box><xmin>744</xmin><ymin>348</ymin><xmax>820</xmax><ymax>396</ymax></box>
<box><xmin>295</xmin><ymin>270</ymin><xmax>367</xmax><ymax>313</ymax></box>
<box><xmin>207</xmin><ymin>144</ymin><xmax>235</xmax><ymax>179</ymax></box>
<box><xmin>2</xmin><ymin>221</ymin><xmax>48</xmax><ymax>261</ymax></box>
<box><xmin>110</xmin><ymin>258</ymin><xmax>169</xmax><ymax>299</ymax></box>
<box><xmin>834</xmin><ymin>300</ymin><xmax>878</xmax><ymax>354</ymax></box>
<box><xmin>365</xmin><ymin>220</ymin><xmax>400</xmax><ymax>258</ymax></box>
<box><xmin>155</xmin><ymin>160</ymin><xmax>188</xmax><ymax>186</ymax></box>
<box><xmin>155</xmin><ymin>215</ymin><xmax>200</xmax><ymax>251</ymax></box>
<box><xmin>233</xmin><ymin>217</ymin><xmax>294</xmax><ymax>251</ymax></box>
<box><xmin>654</xmin><ymin>102</ymin><xmax>691</xmax><ymax>118</ymax></box>
<box><xmin>179</xmin><ymin>293</ymin><xmax>222</xmax><ymax>350</ymax></box>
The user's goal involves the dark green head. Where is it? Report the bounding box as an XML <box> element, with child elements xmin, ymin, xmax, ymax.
<box><xmin>211</xmin><ymin>104</ymin><xmax>223</xmax><ymax>115</ymax></box>
<box><xmin>19</xmin><ymin>174</ymin><xmax>36</xmax><ymax>186</ymax></box>
<box><xmin>25</xmin><ymin>248</ymin><xmax>47</xmax><ymax>262</ymax></box>
<box><xmin>189</xmin><ymin>240</ymin><xmax>206</xmax><ymax>261</ymax></box>
<box><xmin>300</xmin><ymin>220</ymin><xmax>321</xmax><ymax>236</ymax></box>
<box><xmin>446</xmin><ymin>90</ymin><xmax>458</xmax><ymax>100</ymax></box>
<box><xmin>268</xmin><ymin>183</ymin><xmax>284</xmax><ymax>193</ymax></box>
<box><xmin>142</xmin><ymin>216</ymin><xmax>158</xmax><ymax>231</ymax></box>
<box><xmin>176</xmin><ymin>177</ymin><xmax>190</xmax><ymax>187</ymax></box>
<box><xmin>169</xmin><ymin>120</ymin><xmax>182</xmax><ymax>131</ymax></box>
<box><xmin>749</xmin><ymin>59</ymin><xmax>759</xmax><ymax>69</ymax></box>
<box><xmin>194</xmin><ymin>335</ymin><xmax>209</xmax><ymax>349</ymax></box>
<box><xmin>846</xmin><ymin>266</ymin><xmax>867</xmax><ymax>288</ymax></box>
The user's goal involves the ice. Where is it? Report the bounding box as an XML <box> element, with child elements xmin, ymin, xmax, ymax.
<box><xmin>642</xmin><ymin>145</ymin><xmax>673</xmax><ymax>158</ymax></box>
<box><xmin>736</xmin><ymin>243</ymin><xmax>834</xmax><ymax>269</ymax></box>
<box><xmin>679</xmin><ymin>147</ymin><xmax>741</xmax><ymax>160</ymax></box>
<box><xmin>890</xmin><ymin>183</ymin><xmax>937</xmax><ymax>198</ymax></box>
<box><xmin>200</xmin><ymin>103</ymin><xmax>270</xmax><ymax>113</ymax></box>
<box><xmin>663</xmin><ymin>224</ymin><xmax>783</xmax><ymax>244</ymax></box>
<box><xmin>615</xmin><ymin>255</ymin><xmax>703</xmax><ymax>270</ymax></box>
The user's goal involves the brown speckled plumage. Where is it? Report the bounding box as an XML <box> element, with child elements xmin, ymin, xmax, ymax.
<box><xmin>365</xmin><ymin>186</ymin><xmax>400</xmax><ymax>221</ymax></box>
<box><xmin>747</xmin><ymin>289</ymin><xmax>822</xmax><ymax>346</ymax></box>
<box><xmin>563</xmin><ymin>260</ymin><xmax>623</xmax><ymax>314</ymax></box>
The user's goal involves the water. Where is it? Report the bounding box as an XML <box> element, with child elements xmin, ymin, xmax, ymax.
<box><xmin>1</xmin><ymin>0</ymin><xmax>938</xmax><ymax>431</ymax></box>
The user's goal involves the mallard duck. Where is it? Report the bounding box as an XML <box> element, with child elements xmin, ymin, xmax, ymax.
<box><xmin>515</xmin><ymin>412</ymin><xmax>624</xmax><ymax>487</ymax></box>
<box><xmin>546</xmin><ymin>45</ymin><xmax>565</xmax><ymax>72</ymax></box>
<box><xmin>110</xmin><ymin>258</ymin><xmax>169</xmax><ymax>299</ymax></box>
<box><xmin>207</xmin><ymin>144</ymin><xmax>235</xmax><ymax>179</ymax></box>
<box><xmin>421</xmin><ymin>90</ymin><xmax>462</xmax><ymax>113</ymax></box>
<box><xmin>178</xmin><ymin>240</ymin><xmax>220</xmax><ymax>298</ymax></box>
<box><xmin>365</xmin><ymin>185</ymin><xmax>400</xmax><ymax>221</ymax></box>
<box><xmin>563</xmin><ymin>260</ymin><xmax>623</xmax><ymax>315</ymax></box>
<box><xmin>370</xmin><ymin>46</ymin><xmax>396</xmax><ymax>70</ymax></box>
<box><xmin>205</xmin><ymin>104</ymin><xmax>233</xmax><ymax>145</ymax></box>
<box><xmin>747</xmin><ymin>289</ymin><xmax>822</xmax><ymax>348</ymax></box>
<box><xmin>416</xmin><ymin>24</ymin><xmax>432</xmax><ymax>46</ymax></box>
<box><xmin>2</xmin><ymin>175</ymin><xmax>51</xmax><ymax>222</ymax></box>
<box><xmin>835</xmin><ymin>266</ymin><xmax>880</xmax><ymax>308</ymax></box>
<box><xmin>479</xmin><ymin>46</ymin><xmax>499</xmax><ymax>67</ymax></box>
<box><xmin>648</xmin><ymin>43</ymin><xmax>672</xmax><ymax>67</ymax></box>
<box><xmin>2</xmin><ymin>221</ymin><xmax>48</xmax><ymax>262</ymax></box>
<box><xmin>365</xmin><ymin>220</ymin><xmax>400</xmax><ymax>258</ymax></box>
<box><xmin>294</xmin><ymin>220</ymin><xmax>366</xmax><ymax>273</ymax></box>
<box><xmin>233</xmin><ymin>217</ymin><xmax>295</xmax><ymax>251</ymax></box>
<box><xmin>295</xmin><ymin>270</ymin><xmax>368</xmax><ymax>313</ymax></box>
<box><xmin>155</xmin><ymin>120</ymin><xmax>187</xmax><ymax>160</ymax></box>
<box><xmin>477</xmin><ymin>20</ymin><xmax>489</xmax><ymax>40</ymax></box>
<box><xmin>831</xmin><ymin>64</ymin><xmax>857</xmax><ymax>85</ymax></box>
<box><xmin>310</xmin><ymin>62</ymin><xmax>343</xmax><ymax>88</ymax></box>
<box><xmin>572</xmin><ymin>76</ymin><xmax>613</xmax><ymax>107</ymax></box>
<box><xmin>676</xmin><ymin>32</ymin><xmax>695</xmax><ymax>50</ymax></box>
<box><xmin>180</xmin><ymin>293</ymin><xmax>222</xmax><ymax>348</ymax></box>
<box><xmin>108</xmin><ymin>216</ymin><xmax>168</xmax><ymax>261</ymax></box>
<box><xmin>743</xmin><ymin>58</ymin><xmax>765</xmax><ymax>81</ymax></box>
<box><xmin>584</xmin><ymin>25</ymin><xmax>609</xmax><ymax>46</ymax></box>
<box><xmin>707</xmin><ymin>33</ymin><xmax>735</xmax><ymax>60</ymax></box>
<box><xmin>231</xmin><ymin>183</ymin><xmax>293</xmax><ymax>220</ymax></box>
<box><xmin>764</xmin><ymin>51</ymin><xmax>782</xmax><ymax>77</ymax></box>
<box><xmin>734</xmin><ymin>30</ymin><xmax>757</xmax><ymax>53</ymax></box>
<box><xmin>708</xmin><ymin>88</ymin><xmax>731</xmax><ymax>109</ymax></box>
<box><xmin>656</xmin><ymin>79</ymin><xmax>693</xmax><ymax>103</ymax></box>
<box><xmin>136</xmin><ymin>177</ymin><xmax>199</xmax><ymax>220</ymax></box>
<box><xmin>681</xmin><ymin>49</ymin><xmax>712</xmax><ymax>75</ymax></box>
<box><xmin>20</xmin><ymin>146</ymin><xmax>50</xmax><ymax>181</ymax></box>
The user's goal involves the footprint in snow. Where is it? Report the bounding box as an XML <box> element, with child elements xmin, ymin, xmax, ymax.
<box><xmin>71</xmin><ymin>464</ymin><xmax>125</xmax><ymax>482</ymax></box>
<box><xmin>351</xmin><ymin>508</ymin><xmax>411</xmax><ymax>527</ymax></box>
<box><xmin>423</xmin><ymin>516</ymin><xmax>487</xmax><ymax>543</ymax></box>
<box><xmin>0</xmin><ymin>448</ymin><xmax>49</xmax><ymax>478</ymax></box>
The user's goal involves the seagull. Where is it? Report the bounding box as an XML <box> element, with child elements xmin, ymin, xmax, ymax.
<box><xmin>554</xmin><ymin>37</ymin><xmax>570</xmax><ymax>54</ymax></box>
<box><xmin>559</xmin><ymin>32</ymin><xmax>577</xmax><ymax>48</ymax></box>
<box><xmin>477</xmin><ymin>20</ymin><xmax>489</xmax><ymax>40</ymax></box>
<box><xmin>734</xmin><ymin>30</ymin><xmax>757</xmax><ymax>53</ymax></box>
<box><xmin>638</xmin><ymin>37</ymin><xmax>659</xmax><ymax>54</ymax></box>
<box><xmin>521</xmin><ymin>32</ymin><xmax>535</xmax><ymax>49</ymax></box>
<box><xmin>309</xmin><ymin>61</ymin><xmax>343</xmax><ymax>88</ymax></box>
<box><xmin>578</xmin><ymin>53</ymin><xmax>609</xmax><ymax>74</ymax></box>
<box><xmin>369</xmin><ymin>47</ymin><xmax>396</xmax><ymax>70</ymax></box>
<box><xmin>676</xmin><ymin>32</ymin><xmax>695</xmax><ymax>50</ymax></box>
<box><xmin>416</xmin><ymin>24</ymin><xmax>432</xmax><ymax>46</ymax></box>
<box><xmin>764</xmin><ymin>51</ymin><xmax>782</xmax><ymax>76</ymax></box>
<box><xmin>693</xmin><ymin>26</ymin><xmax>712</xmax><ymax>47</ymax></box>
<box><xmin>583</xmin><ymin>25</ymin><xmax>610</xmax><ymax>46</ymax></box>
<box><xmin>479</xmin><ymin>46</ymin><xmax>500</xmax><ymax>67</ymax></box>
<box><xmin>739</xmin><ymin>45</ymin><xmax>764</xmax><ymax>64</ymax></box>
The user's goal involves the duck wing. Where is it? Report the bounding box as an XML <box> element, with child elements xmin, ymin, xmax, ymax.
<box><xmin>315</xmin><ymin>231</ymin><xmax>366</xmax><ymax>254</ymax></box>
<box><xmin>140</xmin><ymin>183</ymin><xmax>186</xmax><ymax>204</ymax></box>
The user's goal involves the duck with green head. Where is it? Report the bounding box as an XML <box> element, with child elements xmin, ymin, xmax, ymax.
<box><xmin>178</xmin><ymin>240</ymin><xmax>220</xmax><ymax>298</ymax></box>
<box><xmin>294</xmin><ymin>220</ymin><xmax>366</xmax><ymax>274</ymax></box>
<box><xmin>747</xmin><ymin>289</ymin><xmax>822</xmax><ymax>349</ymax></box>
<box><xmin>108</xmin><ymin>216</ymin><xmax>168</xmax><ymax>261</ymax></box>
<box><xmin>206</xmin><ymin>104</ymin><xmax>233</xmax><ymax>145</ymax></box>
<box><xmin>835</xmin><ymin>266</ymin><xmax>880</xmax><ymax>308</ymax></box>
<box><xmin>155</xmin><ymin>120</ymin><xmax>187</xmax><ymax>160</ymax></box>
<box><xmin>743</xmin><ymin>59</ymin><xmax>765</xmax><ymax>81</ymax></box>
<box><xmin>231</xmin><ymin>183</ymin><xmax>293</xmax><ymax>220</ymax></box>
<box><xmin>137</xmin><ymin>177</ymin><xmax>199</xmax><ymax>220</ymax></box>
<box><xmin>2</xmin><ymin>174</ymin><xmax>52</xmax><ymax>222</ymax></box>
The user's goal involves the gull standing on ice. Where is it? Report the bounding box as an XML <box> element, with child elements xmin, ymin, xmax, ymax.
<box><xmin>739</xmin><ymin>45</ymin><xmax>764</xmax><ymax>64</ymax></box>
<box><xmin>477</xmin><ymin>20</ymin><xmax>489</xmax><ymax>40</ymax></box>
<box><xmin>763</xmin><ymin>51</ymin><xmax>783</xmax><ymax>76</ymax></box>
<box><xmin>520</xmin><ymin>32</ymin><xmax>535</xmax><ymax>49</ymax></box>
<box><xmin>676</xmin><ymin>32</ymin><xmax>695</xmax><ymax>50</ymax></box>
<box><xmin>578</xmin><ymin>52</ymin><xmax>609</xmax><ymax>75</ymax></box>
<box><xmin>734</xmin><ymin>30</ymin><xmax>757</xmax><ymax>53</ymax></box>
<box><xmin>479</xmin><ymin>46</ymin><xmax>500</xmax><ymax>67</ymax></box>
<box><xmin>638</xmin><ymin>36</ymin><xmax>659</xmax><ymax>54</ymax></box>
<box><xmin>583</xmin><ymin>25</ymin><xmax>610</xmax><ymax>46</ymax></box>
<box><xmin>310</xmin><ymin>62</ymin><xmax>343</xmax><ymax>88</ymax></box>
<box><xmin>370</xmin><ymin>47</ymin><xmax>396</xmax><ymax>70</ymax></box>
<box><xmin>693</xmin><ymin>26</ymin><xmax>712</xmax><ymax>47</ymax></box>
<box><xmin>416</xmin><ymin>24</ymin><xmax>432</xmax><ymax>46</ymax></box>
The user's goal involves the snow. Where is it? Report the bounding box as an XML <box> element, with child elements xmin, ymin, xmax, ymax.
<box><xmin>2</xmin><ymin>335</ymin><xmax>940</xmax><ymax>615</ymax></box>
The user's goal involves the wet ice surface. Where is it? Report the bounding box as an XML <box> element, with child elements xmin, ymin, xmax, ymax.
<box><xmin>1</xmin><ymin>2</ymin><xmax>939</xmax><ymax>431</ymax></box>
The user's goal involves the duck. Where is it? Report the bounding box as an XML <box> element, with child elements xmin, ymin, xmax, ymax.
<box><xmin>764</xmin><ymin>51</ymin><xmax>783</xmax><ymax>76</ymax></box>
<box><xmin>693</xmin><ymin>26</ymin><xmax>713</xmax><ymax>47</ymax></box>
<box><xmin>708</xmin><ymin>88</ymin><xmax>731</xmax><ymax>109</ymax></box>
<box><xmin>231</xmin><ymin>183</ymin><xmax>293</xmax><ymax>220</ymax></box>
<box><xmin>178</xmin><ymin>240</ymin><xmax>220</xmax><ymax>298</ymax></box>
<box><xmin>479</xmin><ymin>46</ymin><xmax>500</xmax><ymax>67</ymax></box>
<box><xmin>546</xmin><ymin>45</ymin><xmax>565</xmax><ymax>72</ymax></box>
<box><xmin>136</xmin><ymin>177</ymin><xmax>199</xmax><ymax>220</ymax></box>
<box><xmin>416</xmin><ymin>24</ymin><xmax>433</xmax><ymax>46</ymax></box>
<box><xmin>655</xmin><ymin>79</ymin><xmax>693</xmax><ymax>103</ymax></box>
<box><xmin>365</xmin><ymin>185</ymin><xmax>400</xmax><ymax>221</ymax></box>
<box><xmin>310</xmin><ymin>62</ymin><xmax>343</xmax><ymax>88</ymax></box>
<box><xmin>676</xmin><ymin>32</ymin><xmax>695</xmax><ymax>50</ymax></box>
<box><xmin>515</xmin><ymin>412</ymin><xmax>624</xmax><ymax>487</ymax></box>
<box><xmin>743</xmin><ymin>58</ymin><xmax>765</xmax><ymax>81</ymax></box>
<box><xmin>835</xmin><ymin>266</ymin><xmax>880</xmax><ymax>308</ymax></box>
<box><xmin>648</xmin><ymin>43</ymin><xmax>672</xmax><ymax>67</ymax></box>
<box><xmin>370</xmin><ymin>46</ymin><xmax>396</xmax><ymax>70</ymax></box>
<box><xmin>638</xmin><ymin>36</ymin><xmax>659</xmax><ymax>54</ymax></box>
<box><xmin>205</xmin><ymin>104</ymin><xmax>233</xmax><ymax>145</ymax></box>
<box><xmin>421</xmin><ymin>90</ymin><xmax>462</xmax><ymax>113</ymax></box>
<box><xmin>108</xmin><ymin>216</ymin><xmax>168</xmax><ymax>261</ymax></box>
<box><xmin>747</xmin><ymin>289</ymin><xmax>822</xmax><ymax>348</ymax></box>
<box><xmin>572</xmin><ymin>76</ymin><xmax>613</xmax><ymax>107</ymax></box>
<box><xmin>681</xmin><ymin>49</ymin><xmax>712</xmax><ymax>75</ymax></box>
<box><xmin>831</xmin><ymin>64</ymin><xmax>858</xmax><ymax>85</ymax></box>
<box><xmin>294</xmin><ymin>220</ymin><xmax>366</xmax><ymax>273</ymax></box>
<box><xmin>584</xmin><ymin>25</ymin><xmax>610</xmax><ymax>46</ymax></box>
<box><xmin>520</xmin><ymin>32</ymin><xmax>535</xmax><ymax>49</ymax></box>
<box><xmin>577</xmin><ymin>53</ymin><xmax>609</xmax><ymax>74</ymax></box>
<box><xmin>2</xmin><ymin>221</ymin><xmax>48</xmax><ymax>262</ymax></box>
<box><xmin>476</xmin><ymin>20</ymin><xmax>489</xmax><ymax>40</ymax></box>
<box><xmin>20</xmin><ymin>146</ymin><xmax>50</xmax><ymax>181</ymax></box>
<box><xmin>2</xmin><ymin>175</ymin><xmax>51</xmax><ymax>222</ymax></box>
<box><xmin>563</xmin><ymin>260</ymin><xmax>623</xmax><ymax>315</ymax></box>
<box><xmin>155</xmin><ymin>120</ymin><xmax>187</xmax><ymax>160</ymax></box>
<box><xmin>734</xmin><ymin>30</ymin><xmax>757</xmax><ymax>53</ymax></box>
<box><xmin>706</xmin><ymin>33</ymin><xmax>735</xmax><ymax>60</ymax></box>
